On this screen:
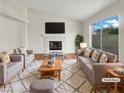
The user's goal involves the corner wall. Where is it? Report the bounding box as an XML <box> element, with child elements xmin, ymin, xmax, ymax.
<box><xmin>82</xmin><ymin>0</ymin><xmax>124</xmax><ymax>63</ymax></box>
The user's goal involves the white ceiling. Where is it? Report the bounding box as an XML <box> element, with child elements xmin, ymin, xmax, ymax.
<box><xmin>14</xmin><ymin>0</ymin><xmax>117</xmax><ymax>21</ymax></box>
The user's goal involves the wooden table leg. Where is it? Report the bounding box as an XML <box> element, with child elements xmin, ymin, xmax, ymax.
<box><xmin>107</xmin><ymin>72</ymin><xmax>110</xmax><ymax>93</ymax></box>
<box><xmin>114</xmin><ymin>82</ymin><xmax>117</xmax><ymax>93</ymax></box>
<box><xmin>123</xmin><ymin>85</ymin><xmax>124</xmax><ymax>93</ymax></box>
<box><xmin>93</xmin><ymin>83</ymin><xmax>97</xmax><ymax>93</ymax></box>
<box><xmin>40</xmin><ymin>72</ymin><xmax>43</xmax><ymax>79</ymax></box>
<box><xmin>55</xmin><ymin>71</ymin><xmax>56</xmax><ymax>77</ymax></box>
<box><xmin>59</xmin><ymin>71</ymin><xmax>61</xmax><ymax>81</ymax></box>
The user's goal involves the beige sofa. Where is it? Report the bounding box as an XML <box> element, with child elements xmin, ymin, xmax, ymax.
<box><xmin>0</xmin><ymin>55</ymin><xmax>23</xmax><ymax>87</ymax></box>
<box><xmin>77</xmin><ymin>48</ymin><xmax>123</xmax><ymax>93</ymax></box>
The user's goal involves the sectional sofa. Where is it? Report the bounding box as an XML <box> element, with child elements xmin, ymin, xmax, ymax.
<box><xmin>77</xmin><ymin>48</ymin><xmax>123</xmax><ymax>93</ymax></box>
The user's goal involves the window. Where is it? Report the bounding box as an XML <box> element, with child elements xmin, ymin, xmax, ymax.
<box><xmin>92</xmin><ymin>16</ymin><xmax>119</xmax><ymax>55</ymax></box>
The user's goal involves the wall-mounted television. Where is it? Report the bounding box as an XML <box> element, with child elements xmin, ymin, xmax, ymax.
<box><xmin>45</xmin><ymin>22</ymin><xmax>65</xmax><ymax>34</ymax></box>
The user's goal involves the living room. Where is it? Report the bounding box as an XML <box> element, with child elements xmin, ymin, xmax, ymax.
<box><xmin>0</xmin><ymin>0</ymin><xmax>124</xmax><ymax>93</ymax></box>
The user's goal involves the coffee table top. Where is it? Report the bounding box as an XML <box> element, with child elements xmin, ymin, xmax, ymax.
<box><xmin>39</xmin><ymin>58</ymin><xmax>62</xmax><ymax>71</ymax></box>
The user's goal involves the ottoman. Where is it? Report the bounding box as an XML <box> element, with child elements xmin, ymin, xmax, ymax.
<box><xmin>30</xmin><ymin>79</ymin><xmax>54</xmax><ymax>93</ymax></box>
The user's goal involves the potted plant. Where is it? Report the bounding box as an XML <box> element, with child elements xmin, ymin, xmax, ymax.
<box><xmin>75</xmin><ymin>34</ymin><xmax>83</xmax><ymax>49</ymax></box>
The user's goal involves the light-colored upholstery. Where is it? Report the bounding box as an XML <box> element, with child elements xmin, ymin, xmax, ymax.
<box><xmin>77</xmin><ymin>48</ymin><xmax>122</xmax><ymax>86</ymax></box>
<box><xmin>91</xmin><ymin>50</ymin><xmax>100</xmax><ymax>62</ymax></box>
<box><xmin>13</xmin><ymin>49</ymin><xmax>34</xmax><ymax>69</ymax></box>
<box><xmin>0</xmin><ymin>55</ymin><xmax>23</xmax><ymax>85</ymax></box>
<box><xmin>25</xmin><ymin>52</ymin><xmax>34</xmax><ymax>68</ymax></box>
<box><xmin>30</xmin><ymin>79</ymin><xmax>54</xmax><ymax>93</ymax></box>
<box><xmin>84</xmin><ymin>48</ymin><xmax>92</xmax><ymax>57</ymax></box>
<box><xmin>99</xmin><ymin>53</ymin><xmax>108</xmax><ymax>63</ymax></box>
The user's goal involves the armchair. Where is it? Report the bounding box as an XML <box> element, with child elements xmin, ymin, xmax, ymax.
<box><xmin>13</xmin><ymin>49</ymin><xmax>34</xmax><ymax>69</ymax></box>
<box><xmin>0</xmin><ymin>55</ymin><xmax>23</xmax><ymax>87</ymax></box>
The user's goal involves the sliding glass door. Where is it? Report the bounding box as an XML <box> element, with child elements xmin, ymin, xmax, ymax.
<box><xmin>92</xmin><ymin>16</ymin><xmax>119</xmax><ymax>55</ymax></box>
<box><xmin>92</xmin><ymin>21</ymin><xmax>101</xmax><ymax>49</ymax></box>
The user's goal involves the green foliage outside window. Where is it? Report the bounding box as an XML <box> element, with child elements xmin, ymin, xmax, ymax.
<box><xmin>96</xmin><ymin>26</ymin><xmax>118</xmax><ymax>34</ymax></box>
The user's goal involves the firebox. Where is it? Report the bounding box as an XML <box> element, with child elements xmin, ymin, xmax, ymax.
<box><xmin>49</xmin><ymin>41</ymin><xmax>62</xmax><ymax>50</ymax></box>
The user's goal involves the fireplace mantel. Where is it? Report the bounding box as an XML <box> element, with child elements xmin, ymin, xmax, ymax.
<box><xmin>43</xmin><ymin>34</ymin><xmax>65</xmax><ymax>37</ymax></box>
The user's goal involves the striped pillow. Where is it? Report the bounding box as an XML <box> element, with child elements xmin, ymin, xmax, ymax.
<box><xmin>84</xmin><ymin>48</ymin><xmax>92</xmax><ymax>57</ymax></box>
<box><xmin>91</xmin><ymin>50</ymin><xmax>100</xmax><ymax>62</ymax></box>
<box><xmin>99</xmin><ymin>54</ymin><xmax>108</xmax><ymax>63</ymax></box>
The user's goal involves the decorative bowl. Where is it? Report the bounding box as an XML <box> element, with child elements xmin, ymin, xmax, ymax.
<box><xmin>48</xmin><ymin>63</ymin><xmax>55</xmax><ymax>68</ymax></box>
<box><xmin>48</xmin><ymin>59</ymin><xmax>55</xmax><ymax>68</ymax></box>
<box><xmin>115</xmin><ymin>68</ymin><xmax>124</xmax><ymax>74</ymax></box>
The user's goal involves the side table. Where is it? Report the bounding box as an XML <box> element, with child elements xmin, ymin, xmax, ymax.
<box><xmin>107</xmin><ymin>68</ymin><xmax>124</xmax><ymax>93</ymax></box>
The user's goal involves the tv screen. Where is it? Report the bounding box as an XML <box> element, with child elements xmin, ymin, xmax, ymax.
<box><xmin>45</xmin><ymin>22</ymin><xmax>65</xmax><ymax>34</ymax></box>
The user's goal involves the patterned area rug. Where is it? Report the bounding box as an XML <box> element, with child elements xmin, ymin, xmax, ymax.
<box><xmin>0</xmin><ymin>59</ymin><xmax>106</xmax><ymax>93</ymax></box>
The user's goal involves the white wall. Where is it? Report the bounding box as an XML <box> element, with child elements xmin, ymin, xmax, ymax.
<box><xmin>0</xmin><ymin>16</ymin><xmax>25</xmax><ymax>53</ymax></box>
<box><xmin>0</xmin><ymin>0</ymin><xmax>27</xmax><ymax>53</ymax></box>
<box><xmin>27</xmin><ymin>8</ymin><xmax>83</xmax><ymax>53</ymax></box>
<box><xmin>82</xmin><ymin>0</ymin><xmax>124</xmax><ymax>63</ymax></box>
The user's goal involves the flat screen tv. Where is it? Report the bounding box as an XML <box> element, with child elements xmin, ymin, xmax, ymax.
<box><xmin>45</xmin><ymin>22</ymin><xmax>65</xmax><ymax>34</ymax></box>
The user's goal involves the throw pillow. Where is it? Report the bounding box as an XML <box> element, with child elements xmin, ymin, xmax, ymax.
<box><xmin>19</xmin><ymin>47</ymin><xmax>27</xmax><ymax>55</ymax></box>
<box><xmin>0</xmin><ymin>52</ymin><xmax>10</xmax><ymax>64</ymax></box>
<box><xmin>91</xmin><ymin>50</ymin><xmax>100</xmax><ymax>62</ymax></box>
<box><xmin>0</xmin><ymin>58</ymin><xmax>2</xmax><ymax>63</ymax></box>
<box><xmin>84</xmin><ymin>48</ymin><xmax>92</xmax><ymax>57</ymax></box>
<box><xmin>99</xmin><ymin>54</ymin><xmax>108</xmax><ymax>63</ymax></box>
<box><xmin>13</xmin><ymin>48</ymin><xmax>20</xmax><ymax>54</ymax></box>
<box><xmin>76</xmin><ymin>49</ymin><xmax>85</xmax><ymax>56</ymax></box>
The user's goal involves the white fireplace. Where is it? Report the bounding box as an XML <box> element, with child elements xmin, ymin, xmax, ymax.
<box><xmin>44</xmin><ymin>35</ymin><xmax>65</xmax><ymax>54</ymax></box>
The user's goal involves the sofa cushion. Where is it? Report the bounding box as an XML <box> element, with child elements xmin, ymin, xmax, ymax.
<box><xmin>19</xmin><ymin>47</ymin><xmax>27</xmax><ymax>55</ymax></box>
<box><xmin>84</xmin><ymin>48</ymin><xmax>92</xmax><ymax>57</ymax></box>
<box><xmin>99</xmin><ymin>54</ymin><xmax>108</xmax><ymax>63</ymax></box>
<box><xmin>7</xmin><ymin>62</ymin><xmax>22</xmax><ymax>79</ymax></box>
<box><xmin>78</xmin><ymin>56</ymin><xmax>95</xmax><ymax>64</ymax></box>
<box><xmin>76</xmin><ymin>49</ymin><xmax>85</xmax><ymax>56</ymax></box>
<box><xmin>78</xmin><ymin>56</ymin><xmax>94</xmax><ymax>75</ymax></box>
<box><xmin>84</xmin><ymin>61</ymin><xmax>92</xmax><ymax>71</ymax></box>
<box><xmin>0</xmin><ymin>52</ymin><xmax>10</xmax><ymax>64</ymax></box>
<box><xmin>91</xmin><ymin>50</ymin><xmax>100</xmax><ymax>62</ymax></box>
<box><xmin>105</xmin><ymin>52</ymin><xmax>117</xmax><ymax>63</ymax></box>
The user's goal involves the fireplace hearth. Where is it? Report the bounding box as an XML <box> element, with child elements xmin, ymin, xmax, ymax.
<box><xmin>49</xmin><ymin>41</ymin><xmax>62</xmax><ymax>50</ymax></box>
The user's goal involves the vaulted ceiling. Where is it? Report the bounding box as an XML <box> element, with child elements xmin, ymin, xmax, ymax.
<box><xmin>14</xmin><ymin>0</ymin><xmax>117</xmax><ymax>21</ymax></box>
